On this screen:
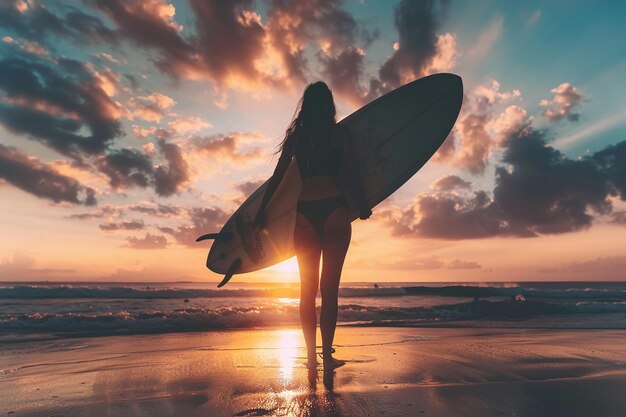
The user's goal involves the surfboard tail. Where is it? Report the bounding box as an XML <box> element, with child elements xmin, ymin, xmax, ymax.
<box><xmin>217</xmin><ymin>258</ymin><xmax>241</xmax><ymax>287</ymax></box>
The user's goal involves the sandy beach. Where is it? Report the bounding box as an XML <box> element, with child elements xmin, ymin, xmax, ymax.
<box><xmin>2</xmin><ymin>327</ymin><xmax>626</xmax><ymax>416</ymax></box>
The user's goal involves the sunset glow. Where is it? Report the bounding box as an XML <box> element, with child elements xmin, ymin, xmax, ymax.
<box><xmin>1</xmin><ymin>1</ymin><xmax>625</xmax><ymax>283</ymax></box>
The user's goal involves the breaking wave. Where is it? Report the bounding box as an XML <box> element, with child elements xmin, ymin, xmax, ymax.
<box><xmin>2</xmin><ymin>283</ymin><xmax>625</xmax><ymax>301</ymax></box>
<box><xmin>3</xmin><ymin>299</ymin><xmax>626</xmax><ymax>336</ymax></box>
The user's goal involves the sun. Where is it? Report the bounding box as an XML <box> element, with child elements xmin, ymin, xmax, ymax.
<box><xmin>268</xmin><ymin>257</ymin><xmax>300</xmax><ymax>276</ymax></box>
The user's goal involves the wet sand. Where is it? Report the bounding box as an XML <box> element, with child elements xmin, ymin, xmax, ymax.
<box><xmin>2</xmin><ymin>327</ymin><xmax>626</xmax><ymax>416</ymax></box>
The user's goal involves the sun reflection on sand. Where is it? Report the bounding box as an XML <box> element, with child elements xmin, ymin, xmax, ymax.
<box><xmin>277</xmin><ymin>329</ymin><xmax>300</xmax><ymax>384</ymax></box>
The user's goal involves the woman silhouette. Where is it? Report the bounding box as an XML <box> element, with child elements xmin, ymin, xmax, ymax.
<box><xmin>254</xmin><ymin>81</ymin><xmax>371</xmax><ymax>369</ymax></box>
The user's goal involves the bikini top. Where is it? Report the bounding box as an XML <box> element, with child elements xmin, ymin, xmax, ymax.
<box><xmin>294</xmin><ymin>133</ymin><xmax>342</xmax><ymax>179</ymax></box>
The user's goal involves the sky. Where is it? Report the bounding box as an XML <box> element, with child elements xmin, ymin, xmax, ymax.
<box><xmin>1</xmin><ymin>0</ymin><xmax>626</xmax><ymax>283</ymax></box>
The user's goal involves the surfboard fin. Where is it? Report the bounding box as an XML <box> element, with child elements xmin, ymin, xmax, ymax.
<box><xmin>217</xmin><ymin>258</ymin><xmax>241</xmax><ymax>288</ymax></box>
<box><xmin>195</xmin><ymin>232</ymin><xmax>233</xmax><ymax>242</ymax></box>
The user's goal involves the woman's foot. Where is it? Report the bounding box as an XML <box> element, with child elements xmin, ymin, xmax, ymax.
<box><xmin>306</xmin><ymin>354</ymin><xmax>319</xmax><ymax>369</ymax></box>
<box><xmin>322</xmin><ymin>355</ymin><xmax>345</xmax><ymax>369</ymax></box>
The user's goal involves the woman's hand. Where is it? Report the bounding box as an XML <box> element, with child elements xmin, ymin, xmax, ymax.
<box><xmin>358</xmin><ymin>206</ymin><xmax>372</xmax><ymax>220</ymax></box>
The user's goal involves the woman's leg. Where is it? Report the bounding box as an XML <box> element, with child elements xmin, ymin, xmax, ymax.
<box><xmin>294</xmin><ymin>212</ymin><xmax>322</xmax><ymax>366</ymax></box>
<box><xmin>320</xmin><ymin>206</ymin><xmax>351</xmax><ymax>360</ymax></box>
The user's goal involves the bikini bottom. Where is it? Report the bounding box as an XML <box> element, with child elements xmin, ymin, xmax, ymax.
<box><xmin>296</xmin><ymin>195</ymin><xmax>348</xmax><ymax>239</ymax></box>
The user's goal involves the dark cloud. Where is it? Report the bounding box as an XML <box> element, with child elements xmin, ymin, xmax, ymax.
<box><xmin>0</xmin><ymin>1</ymin><xmax>117</xmax><ymax>46</ymax></box>
<box><xmin>154</xmin><ymin>139</ymin><xmax>189</xmax><ymax>196</ymax></box>
<box><xmin>383</xmin><ymin>128</ymin><xmax>626</xmax><ymax>239</ymax></box>
<box><xmin>90</xmin><ymin>0</ymin><xmax>376</xmax><ymax>101</ymax></box>
<box><xmin>386</xmin><ymin>190</ymin><xmax>505</xmax><ymax>239</ymax></box>
<box><xmin>96</xmin><ymin>141</ymin><xmax>189</xmax><ymax>196</ymax></box>
<box><xmin>92</xmin><ymin>0</ymin><xmax>264</xmax><ymax>84</ymax></box>
<box><xmin>189</xmin><ymin>0</ymin><xmax>266</xmax><ymax>83</ymax></box>
<box><xmin>591</xmin><ymin>140</ymin><xmax>626</xmax><ymax>199</ymax></box>
<box><xmin>159</xmin><ymin>207</ymin><xmax>229</xmax><ymax>247</ymax></box>
<box><xmin>125</xmin><ymin>233</ymin><xmax>168</xmax><ymax>249</ymax></box>
<box><xmin>493</xmin><ymin>128</ymin><xmax>611</xmax><ymax>235</ymax></box>
<box><xmin>431</xmin><ymin>175</ymin><xmax>471</xmax><ymax>191</ymax></box>
<box><xmin>266</xmin><ymin>0</ymin><xmax>369</xmax><ymax>85</ymax></box>
<box><xmin>367</xmin><ymin>0</ymin><xmax>450</xmax><ymax>99</ymax></box>
<box><xmin>99</xmin><ymin>220</ymin><xmax>145</xmax><ymax>231</ymax></box>
<box><xmin>0</xmin><ymin>55</ymin><xmax>123</xmax><ymax>159</ymax></box>
<box><xmin>97</xmin><ymin>148</ymin><xmax>154</xmax><ymax>189</ymax></box>
<box><xmin>319</xmin><ymin>47</ymin><xmax>366</xmax><ymax>104</ymax></box>
<box><xmin>0</xmin><ymin>144</ymin><xmax>96</xmax><ymax>205</ymax></box>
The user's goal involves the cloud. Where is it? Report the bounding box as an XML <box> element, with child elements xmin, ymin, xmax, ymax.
<box><xmin>68</xmin><ymin>205</ymin><xmax>117</xmax><ymax>219</ymax></box>
<box><xmin>540</xmin><ymin>83</ymin><xmax>585</xmax><ymax>122</ymax></box>
<box><xmin>447</xmin><ymin>259</ymin><xmax>482</xmax><ymax>269</ymax></box>
<box><xmin>99</xmin><ymin>220</ymin><xmax>145</xmax><ymax>231</ymax></box>
<box><xmin>431</xmin><ymin>175</ymin><xmax>472</xmax><ymax>191</ymax></box>
<box><xmin>554</xmin><ymin>255</ymin><xmax>626</xmax><ymax>276</ymax></box>
<box><xmin>473</xmin><ymin>80</ymin><xmax>521</xmax><ymax>111</ymax></box>
<box><xmin>128</xmin><ymin>202</ymin><xmax>183</xmax><ymax>217</ymax></box>
<box><xmin>92</xmin><ymin>0</ymin><xmax>269</xmax><ymax>87</ymax></box>
<box><xmin>159</xmin><ymin>207</ymin><xmax>229</xmax><ymax>247</ymax></box>
<box><xmin>192</xmin><ymin>132</ymin><xmax>266</xmax><ymax>161</ymax></box>
<box><xmin>611</xmin><ymin>210</ymin><xmax>626</xmax><ymax>225</ymax></box>
<box><xmin>96</xmin><ymin>148</ymin><xmax>154</xmax><ymax>189</ymax></box>
<box><xmin>591</xmin><ymin>140</ymin><xmax>626</xmax><ymax>199</ymax></box>
<box><xmin>168</xmin><ymin>116</ymin><xmax>212</xmax><ymax>134</ymax></box>
<box><xmin>319</xmin><ymin>47</ymin><xmax>366</xmax><ymax>105</ymax></box>
<box><xmin>356</xmin><ymin>255</ymin><xmax>482</xmax><ymax>270</ymax></box>
<box><xmin>93</xmin><ymin>52</ymin><xmax>120</xmax><ymax>64</ymax></box>
<box><xmin>128</xmin><ymin>96</ymin><xmax>174</xmax><ymax>123</ymax></box>
<box><xmin>132</xmin><ymin>125</ymin><xmax>158</xmax><ymax>138</ymax></box>
<box><xmin>153</xmin><ymin>139</ymin><xmax>190</xmax><ymax>196</ymax></box>
<box><xmin>0</xmin><ymin>144</ymin><xmax>96</xmax><ymax>205</ymax></box>
<box><xmin>468</xmin><ymin>16</ymin><xmax>504</xmax><ymax>60</ymax></box>
<box><xmin>381</xmin><ymin>127</ymin><xmax>626</xmax><ymax>239</ymax></box>
<box><xmin>0</xmin><ymin>252</ymin><xmax>76</xmax><ymax>280</ymax></box>
<box><xmin>447</xmin><ymin>80</ymin><xmax>527</xmax><ymax>174</ymax></box>
<box><xmin>527</xmin><ymin>10</ymin><xmax>542</xmax><ymax>27</ymax></box>
<box><xmin>0</xmin><ymin>1</ymin><xmax>117</xmax><ymax>46</ymax></box>
<box><xmin>383</xmin><ymin>190</ymin><xmax>505</xmax><ymax>239</ymax></box>
<box><xmin>0</xmin><ymin>54</ymin><xmax>123</xmax><ymax>159</ymax></box>
<box><xmin>234</xmin><ymin>179</ymin><xmax>265</xmax><ymax>196</ymax></box>
<box><xmin>455</xmin><ymin>113</ymin><xmax>493</xmax><ymax>174</ymax></box>
<box><xmin>96</xmin><ymin>140</ymin><xmax>190</xmax><ymax>196</ymax></box>
<box><xmin>366</xmin><ymin>0</ymin><xmax>453</xmax><ymax>99</ymax></box>
<box><xmin>125</xmin><ymin>233</ymin><xmax>168</xmax><ymax>249</ymax></box>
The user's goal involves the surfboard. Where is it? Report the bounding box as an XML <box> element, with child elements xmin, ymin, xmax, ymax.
<box><xmin>198</xmin><ymin>73</ymin><xmax>463</xmax><ymax>286</ymax></box>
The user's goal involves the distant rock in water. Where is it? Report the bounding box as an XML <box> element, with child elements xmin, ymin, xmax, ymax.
<box><xmin>514</xmin><ymin>294</ymin><xmax>526</xmax><ymax>302</ymax></box>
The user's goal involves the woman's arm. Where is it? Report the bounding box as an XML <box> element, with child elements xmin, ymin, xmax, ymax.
<box><xmin>339</xmin><ymin>125</ymin><xmax>371</xmax><ymax>220</ymax></box>
<box><xmin>254</xmin><ymin>137</ymin><xmax>295</xmax><ymax>227</ymax></box>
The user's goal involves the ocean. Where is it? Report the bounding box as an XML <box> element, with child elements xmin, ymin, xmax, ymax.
<box><xmin>2</xmin><ymin>281</ymin><xmax>626</xmax><ymax>339</ymax></box>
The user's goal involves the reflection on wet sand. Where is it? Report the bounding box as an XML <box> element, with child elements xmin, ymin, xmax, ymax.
<box><xmin>5</xmin><ymin>328</ymin><xmax>626</xmax><ymax>417</ymax></box>
<box><xmin>234</xmin><ymin>329</ymin><xmax>344</xmax><ymax>416</ymax></box>
<box><xmin>235</xmin><ymin>368</ymin><xmax>342</xmax><ymax>417</ymax></box>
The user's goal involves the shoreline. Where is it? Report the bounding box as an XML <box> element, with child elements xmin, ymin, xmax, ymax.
<box><xmin>2</xmin><ymin>327</ymin><xmax>626</xmax><ymax>416</ymax></box>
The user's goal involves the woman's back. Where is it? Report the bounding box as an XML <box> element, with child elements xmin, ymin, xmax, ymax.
<box><xmin>293</xmin><ymin>126</ymin><xmax>344</xmax><ymax>201</ymax></box>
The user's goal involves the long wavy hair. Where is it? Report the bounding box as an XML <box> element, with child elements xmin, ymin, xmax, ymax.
<box><xmin>278</xmin><ymin>81</ymin><xmax>337</xmax><ymax>170</ymax></box>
